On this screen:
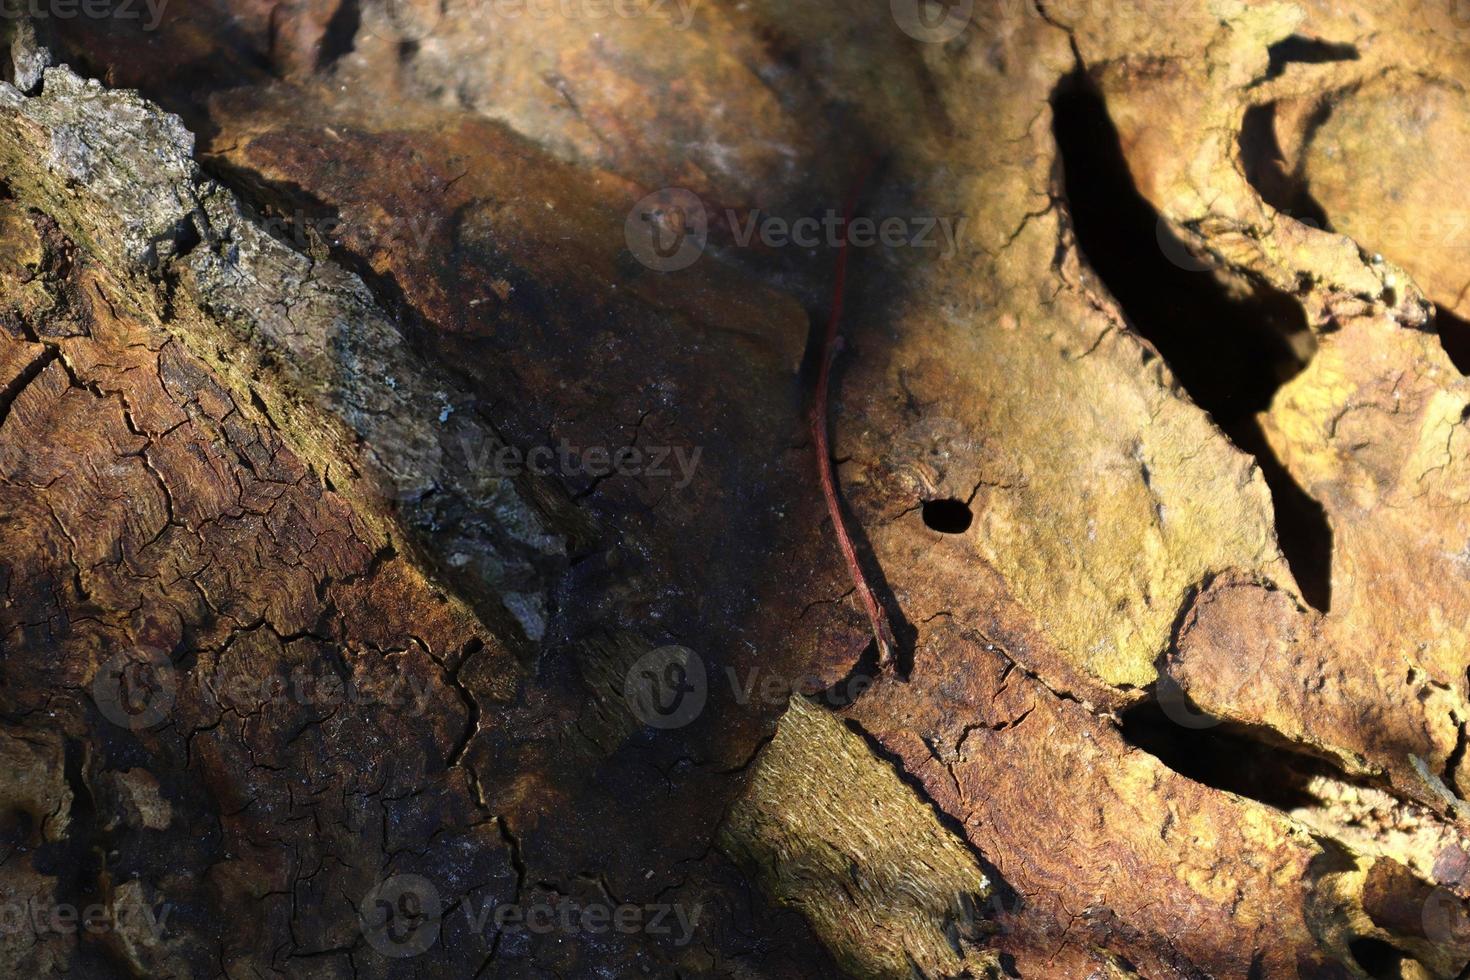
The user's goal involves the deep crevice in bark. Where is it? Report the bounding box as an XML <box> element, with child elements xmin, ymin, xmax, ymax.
<box><xmin>1240</xmin><ymin>98</ymin><xmax>1470</xmax><ymax>378</ymax></box>
<box><xmin>1239</xmin><ymin>102</ymin><xmax>1332</xmax><ymax>228</ymax></box>
<box><xmin>1264</xmin><ymin>36</ymin><xmax>1360</xmax><ymax>81</ymax></box>
<box><xmin>1350</xmin><ymin>936</ymin><xmax>1419</xmax><ymax>980</ymax></box>
<box><xmin>1434</xmin><ymin>307</ymin><xmax>1470</xmax><ymax>376</ymax></box>
<box><xmin>1117</xmin><ymin>700</ymin><xmax>1338</xmax><ymax>812</ymax></box>
<box><xmin>316</xmin><ymin>1</ymin><xmax>362</xmax><ymax>70</ymax></box>
<box><xmin>1053</xmin><ymin>73</ymin><xmax>1335</xmax><ymax>611</ymax></box>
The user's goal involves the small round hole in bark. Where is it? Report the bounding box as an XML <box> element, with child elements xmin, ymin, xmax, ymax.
<box><xmin>922</xmin><ymin>498</ymin><xmax>972</xmax><ymax>534</ymax></box>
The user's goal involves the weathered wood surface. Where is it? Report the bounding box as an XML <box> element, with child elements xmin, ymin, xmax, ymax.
<box><xmin>0</xmin><ymin>0</ymin><xmax>1468</xmax><ymax>976</ymax></box>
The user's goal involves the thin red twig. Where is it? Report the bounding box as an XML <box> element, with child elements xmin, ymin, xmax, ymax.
<box><xmin>808</xmin><ymin>163</ymin><xmax>896</xmax><ymax>668</ymax></box>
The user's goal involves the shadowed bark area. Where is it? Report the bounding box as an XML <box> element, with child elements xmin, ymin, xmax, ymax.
<box><xmin>0</xmin><ymin>1</ymin><xmax>1469</xmax><ymax>977</ymax></box>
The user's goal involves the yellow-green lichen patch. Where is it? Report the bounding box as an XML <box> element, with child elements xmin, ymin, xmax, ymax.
<box><xmin>720</xmin><ymin>696</ymin><xmax>996</xmax><ymax>980</ymax></box>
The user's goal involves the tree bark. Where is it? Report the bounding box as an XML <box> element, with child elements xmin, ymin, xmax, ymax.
<box><xmin>0</xmin><ymin>1</ymin><xmax>1468</xmax><ymax>977</ymax></box>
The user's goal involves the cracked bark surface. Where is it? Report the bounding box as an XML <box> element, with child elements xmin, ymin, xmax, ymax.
<box><xmin>1</xmin><ymin>0</ymin><xmax>1470</xmax><ymax>977</ymax></box>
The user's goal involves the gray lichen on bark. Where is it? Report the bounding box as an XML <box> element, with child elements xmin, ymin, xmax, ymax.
<box><xmin>0</xmin><ymin>66</ymin><xmax>566</xmax><ymax>648</ymax></box>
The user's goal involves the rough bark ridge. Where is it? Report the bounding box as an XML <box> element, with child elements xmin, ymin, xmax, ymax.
<box><xmin>0</xmin><ymin>0</ymin><xmax>1468</xmax><ymax>977</ymax></box>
